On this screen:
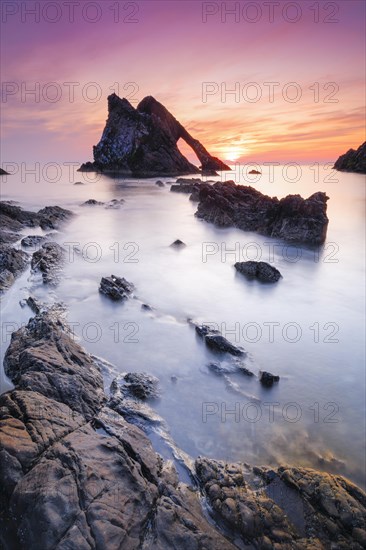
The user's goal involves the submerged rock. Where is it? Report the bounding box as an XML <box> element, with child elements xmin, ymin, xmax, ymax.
<box><xmin>155</xmin><ymin>180</ymin><xmax>165</xmax><ymax>187</ymax></box>
<box><xmin>170</xmin><ymin>239</ymin><xmax>186</xmax><ymax>247</ymax></box>
<box><xmin>79</xmin><ymin>93</ymin><xmax>231</xmax><ymax>176</ymax></box>
<box><xmin>99</xmin><ymin>274</ymin><xmax>134</xmax><ymax>300</ymax></box>
<box><xmin>334</xmin><ymin>141</ymin><xmax>366</xmax><ymax>174</ymax></box>
<box><xmin>235</xmin><ymin>260</ymin><xmax>282</xmax><ymax>283</ymax></box>
<box><xmin>195</xmin><ymin>181</ymin><xmax>329</xmax><ymax>245</ymax></box>
<box><xmin>81</xmin><ymin>198</ymin><xmax>104</xmax><ymax>206</ymax></box>
<box><xmin>195</xmin><ymin>324</ymin><xmax>245</xmax><ymax>356</ymax></box>
<box><xmin>260</xmin><ymin>371</ymin><xmax>280</xmax><ymax>386</ymax></box>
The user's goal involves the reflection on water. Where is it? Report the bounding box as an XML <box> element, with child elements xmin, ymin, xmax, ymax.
<box><xmin>1</xmin><ymin>165</ymin><xmax>365</xmax><ymax>487</ymax></box>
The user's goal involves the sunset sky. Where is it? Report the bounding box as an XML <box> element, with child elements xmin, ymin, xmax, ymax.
<box><xmin>1</xmin><ymin>0</ymin><xmax>365</xmax><ymax>166</ymax></box>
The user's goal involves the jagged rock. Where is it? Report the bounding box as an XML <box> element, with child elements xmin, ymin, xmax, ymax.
<box><xmin>259</xmin><ymin>371</ymin><xmax>280</xmax><ymax>386</ymax></box>
<box><xmin>0</xmin><ymin>245</ymin><xmax>29</xmax><ymax>292</ymax></box>
<box><xmin>79</xmin><ymin>94</ymin><xmax>231</xmax><ymax>176</ymax></box>
<box><xmin>195</xmin><ymin>181</ymin><xmax>329</xmax><ymax>245</ymax></box>
<box><xmin>31</xmin><ymin>242</ymin><xmax>65</xmax><ymax>285</ymax></box>
<box><xmin>0</xmin><ymin>202</ymin><xmax>72</xmax><ymax>253</ymax></box>
<box><xmin>195</xmin><ymin>324</ymin><xmax>244</xmax><ymax>356</ymax></box>
<box><xmin>3</xmin><ymin>312</ymin><xmax>105</xmax><ymax>420</ymax></box>
<box><xmin>235</xmin><ymin>261</ymin><xmax>282</xmax><ymax>283</ymax></box>
<box><xmin>196</xmin><ymin>458</ymin><xmax>366</xmax><ymax>549</ymax></box>
<box><xmin>81</xmin><ymin>198</ymin><xmax>105</xmax><ymax>206</ymax></box>
<box><xmin>21</xmin><ymin>235</ymin><xmax>48</xmax><ymax>248</ymax></box>
<box><xmin>99</xmin><ymin>274</ymin><xmax>134</xmax><ymax>300</ymax></box>
<box><xmin>334</xmin><ymin>142</ymin><xmax>366</xmax><ymax>174</ymax></box>
<box><xmin>120</xmin><ymin>372</ymin><xmax>161</xmax><ymax>400</ymax></box>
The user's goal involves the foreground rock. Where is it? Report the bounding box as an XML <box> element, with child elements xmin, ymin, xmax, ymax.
<box><xmin>196</xmin><ymin>458</ymin><xmax>366</xmax><ymax>549</ymax></box>
<box><xmin>79</xmin><ymin>93</ymin><xmax>231</xmax><ymax>176</ymax></box>
<box><xmin>0</xmin><ymin>245</ymin><xmax>29</xmax><ymax>292</ymax></box>
<box><xmin>1</xmin><ymin>312</ymin><xmax>365</xmax><ymax>549</ymax></box>
<box><xmin>235</xmin><ymin>261</ymin><xmax>282</xmax><ymax>283</ymax></box>
<box><xmin>333</xmin><ymin>141</ymin><xmax>366</xmax><ymax>174</ymax></box>
<box><xmin>0</xmin><ymin>167</ymin><xmax>10</xmax><ymax>175</ymax></box>
<box><xmin>260</xmin><ymin>370</ymin><xmax>280</xmax><ymax>386</ymax></box>
<box><xmin>0</xmin><ymin>312</ymin><xmax>236</xmax><ymax>549</ymax></box>
<box><xmin>195</xmin><ymin>181</ymin><xmax>329</xmax><ymax>245</ymax></box>
<box><xmin>99</xmin><ymin>274</ymin><xmax>134</xmax><ymax>300</ymax></box>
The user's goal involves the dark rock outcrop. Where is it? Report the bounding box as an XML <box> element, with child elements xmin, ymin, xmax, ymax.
<box><xmin>79</xmin><ymin>94</ymin><xmax>231</xmax><ymax>176</ymax></box>
<box><xmin>195</xmin><ymin>324</ymin><xmax>245</xmax><ymax>356</ymax></box>
<box><xmin>195</xmin><ymin>181</ymin><xmax>329</xmax><ymax>245</ymax></box>
<box><xmin>21</xmin><ymin>235</ymin><xmax>48</xmax><ymax>248</ymax></box>
<box><xmin>333</xmin><ymin>142</ymin><xmax>366</xmax><ymax>174</ymax></box>
<box><xmin>99</xmin><ymin>274</ymin><xmax>134</xmax><ymax>301</ymax></box>
<box><xmin>0</xmin><ymin>168</ymin><xmax>10</xmax><ymax>175</ymax></box>
<box><xmin>259</xmin><ymin>371</ymin><xmax>280</xmax><ymax>386</ymax></box>
<box><xmin>170</xmin><ymin>239</ymin><xmax>186</xmax><ymax>247</ymax></box>
<box><xmin>235</xmin><ymin>261</ymin><xmax>282</xmax><ymax>283</ymax></box>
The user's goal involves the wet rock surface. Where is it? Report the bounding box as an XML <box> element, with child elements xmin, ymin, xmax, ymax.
<box><xmin>196</xmin><ymin>324</ymin><xmax>245</xmax><ymax>356</ymax></box>
<box><xmin>334</xmin><ymin>141</ymin><xmax>366</xmax><ymax>174</ymax></box>
<box><xmin>99</xmin><ymin>274</ymin><xmax>134</xmax><ymax>301</ymax></box>
<box><xmin>120</xmin><ymin>372</ymin><xmax>161</xmax><ymax>400</ymax></box>
<box><xmin>196</xmin><ymin>458</ymin><xmax>366</xmax><ymax>550</ymax></box>
<box><xmin>194</xmin><ymin>181</ymin><xmax>329</xmax><ymax>245</ymax></box>
<box><xmin>79</xmin><ymin>94</ymin><xmax>230</xmax><ymax>176</ymax></box>
<box><xmin>260</xmin><ymin>370</ymin><xmax>280</xmax><ymax>386</ymax></box>
<box><xmin>0</xmin><ymin>245</ymin><xmax>29</xmax><ymax>292</ymax></box>
<box><xmin>0</xmin><ymin>313</ymin><xmax>365</xmax><ymax>549</ymax></box>
<box><xmin>0</xmin><ymin>202</ymin><xmax>72</xmax><ymax>291</ymax></box>
<box><xmin>235</xmin><ymin>261</ymin><xmax>282</xmax><ymax>283</ymax></box>
<box><xmin>31</xmin><ymin>242</ymin><xmax>65</xmax><ymax>285</ymax></box>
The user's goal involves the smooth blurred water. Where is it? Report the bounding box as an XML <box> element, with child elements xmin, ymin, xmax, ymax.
<box><xmin>1</xmin><ymin>164</ymin><xmax>365</xmax><ymax>486</ymax></box>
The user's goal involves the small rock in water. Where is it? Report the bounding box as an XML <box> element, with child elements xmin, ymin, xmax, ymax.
<box><xmin>105</xmin><ymin>198</ymin><xmax>124</xmax><ymax>209</ymax></box>
<box><xmin>141</xmin><ymin>303</ymin><xmax>153</xmax><ymax>311</ymax></box>
<box><xmin>249</xmin><ymin>169</ymin><xmax>261</xmax><ymax>175</ymax></box>
<box><xmin>74</xmin><ymin>181</ymin><xmax>84</xmax><ymax>185</ymax></box>
<box><xmin>31</xmin><ymin>242</ymin><xmax>65</xmax><ymax>285</ymax></box>
<box><xmin>195</xmin><ymin>324</ymin><xmax>244</xmax><ymax>356</ymax></box>
<box><xmin>170</xmin><ymin>239</ymin><xmax>186</xmax><ymax>247</ymax></box>
<box><xmin>259</xmin><ymin>371</ymin><xmax>280</xmax><ymax>386</ymax></box>
<box><xmin>235</xmin><ymin>261</ymin><xmax>282</xmax><ymax>283</ymax></box>
<box><xmin>99</xmin><ymin>274</ymin><xmax>134</xmax><ymax>301</ymax></box>
<box><xmin>155</xmin><ymin>180</ymin><xmax>165</xmax><ymax>187</ymax></box>
<box><xmin>82</xmin><ymin>199</ymin><xmax>104</xmax><ymax>206</ymax></box>
<box><xmin>25</xmin><ymin>296</ymin><xmax>43</xmax><ymax>314</ymax></box>
<box><xmin>171</xmin><ymin>375</ymin><xmax>178</xmax><ymax>383</ymax></box>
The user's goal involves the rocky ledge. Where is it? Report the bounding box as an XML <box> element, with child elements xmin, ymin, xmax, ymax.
<box><xmin>333</xmin><ymin>142</ymin><xmax>366</xmax><ymax>174</ymax></box>
<box><xmin>0</xmin><ymin>202</ymin><xmax>73</xmax><ymax>292</ymax></box>
<box><xmin>79</xmin><ymin>94</ymin><xmax>231</xmax><ymax>176</ymax></box>
<box><xmin>1</xmin><ymin>313</ymin><xmax>365</xmax><ymax>549</ymax></box>
<box><xmin>186</xmin><ymin>180</ymin><xmax>329</xmax><ymax>245</ymax></box>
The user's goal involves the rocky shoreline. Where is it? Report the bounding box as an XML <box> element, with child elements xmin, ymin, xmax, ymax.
<box><xmin>333</xmin><ymin>142</ymin><xmax>366</xmax><ymax>174</ymax></box>
<box><xmin>1</xmin><ymin>190</ymin><xmax>365</xmax><ymax>549</ymax></box>
<box><xmin>1</xmin><ymin>310</ymin><xmax>366</xmax><ymax>549</ymax></box>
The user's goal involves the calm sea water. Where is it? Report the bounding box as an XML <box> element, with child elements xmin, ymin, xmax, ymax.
<box><xmin>1</xmin><ymin>165</ymin><xmax>365</xmax><ymax>486</ymax></box>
